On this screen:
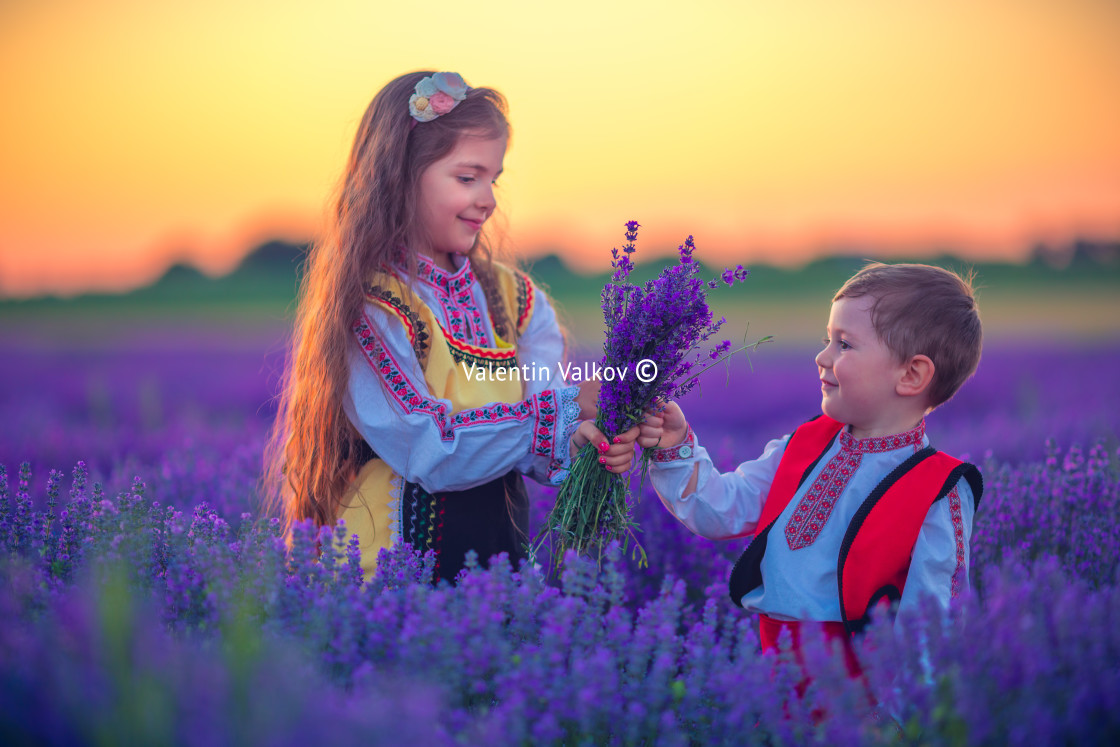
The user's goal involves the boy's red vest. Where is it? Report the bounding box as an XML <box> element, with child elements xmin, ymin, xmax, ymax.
<box><xmin>728</xmin><ymin>415</ymin><xmax>983</xmax><ymax>634</ymax></box>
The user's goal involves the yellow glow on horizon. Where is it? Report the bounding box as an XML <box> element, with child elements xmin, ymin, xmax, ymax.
<box><xmin>1</xmin><ymin>0</ymin><xmax>1118</xmax><ymax>295</ymax></box>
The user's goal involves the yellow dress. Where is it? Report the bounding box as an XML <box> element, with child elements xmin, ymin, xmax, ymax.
<box><xmin>338</xmin><ymin>259</ymin><xmax>573</xmax><ymax>581</ymax></box>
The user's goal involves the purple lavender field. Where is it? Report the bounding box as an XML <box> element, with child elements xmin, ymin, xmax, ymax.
<box><xmin>2</xmin><ymin>316</ymin><xmax>1120</xmax><ymax>744</ymax></box>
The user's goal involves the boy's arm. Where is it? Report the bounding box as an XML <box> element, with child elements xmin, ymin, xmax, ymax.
<box><xmin>647</xmin><ymin>410</ymin><xmax>788</xmax><ymax>540</ymax></box>
<box><xmin>896</xmin><ymin>476</ymin><xmax>977</xmax><ymax>622</ymax></box>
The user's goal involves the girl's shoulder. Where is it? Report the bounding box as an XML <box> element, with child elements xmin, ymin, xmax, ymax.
<box><xmin>362</xmin><ymin>268</ymin><xmax>419</xmax><ymax>319</ymax></box>
<box><xmin>361</xmin><ymin>269</ymin><xmax>433</xmax><ymax>363</ymax></box>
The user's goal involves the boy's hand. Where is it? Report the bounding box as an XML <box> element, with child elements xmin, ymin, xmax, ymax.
<box><xmin>575</xmin><ymin>380</ymin><xmax>600</xmax><ymax>421</ymax></box>
<box><xmin>647</xmin><ymin>401</ymin><xmax>689</xmax><ymax>449</ymax></box>
<box><xmin>570</xmin><ymin>420</ymin><xmax>640</xmax><ymax>473</ymax></box>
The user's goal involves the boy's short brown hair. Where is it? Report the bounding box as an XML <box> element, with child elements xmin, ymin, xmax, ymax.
<box><xmin>834</xmin><ymin>262</ymin><xmax>982</xmax><ymax>408</ymax></box>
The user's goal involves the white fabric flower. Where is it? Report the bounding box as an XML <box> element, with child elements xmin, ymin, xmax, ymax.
<box><xmin>414</xmin><ymin>77</ymin><xmax>439</xmax><ymax>98</ymax></box>
<box><xmin>409</xmin><ymin>93</ymin><xmax>437</xmax><ymax>122</ymax></box>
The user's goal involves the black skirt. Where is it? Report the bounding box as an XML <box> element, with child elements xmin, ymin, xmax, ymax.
<box><xmin>400</xmin><ymin>471</ymin><xmax>529</xmax><ymax>584</ymax></box>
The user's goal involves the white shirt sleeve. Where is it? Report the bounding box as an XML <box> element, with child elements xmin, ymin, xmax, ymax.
<box><xmin>345</xmin><ymin>302</ymin><xmax>580</xmax><ymax>493</ymax></box>
<box><xmin>509</xmin><ymin>285</ymin><xmax>582</xmax><ymax>485</ymax></box>
<box><xmin>516</xmin><ymin>284</ymin><xmax>568</xmax><ymax>398</ymax></box>
<box><xmin>649</xmin><ymin>433</ymin><xmax>790</xmax><ymax>540</ymax></box>
<box><xmin>896</xmin><ymin>476</ymin><xmax>976</xmax><ymax>622</ymax></box>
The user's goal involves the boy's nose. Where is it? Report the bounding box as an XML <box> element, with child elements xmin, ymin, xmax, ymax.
<box><xmin>815</xmin><ymin>346</ymin><xmax>830</xmax><ymax>369</ymax></box>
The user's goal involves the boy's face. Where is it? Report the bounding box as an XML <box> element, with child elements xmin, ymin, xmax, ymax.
<box><xmin>815</xmin><ymin>296</ymin><xmax>908</xmax><ymax>433</ymax></box>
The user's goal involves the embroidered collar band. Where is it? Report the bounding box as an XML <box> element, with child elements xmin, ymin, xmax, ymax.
<box><xmin>412</xmin><ymin>253</ymin><xmax>476</xmax><ymax>296</ymax></box>
<box><xmin>839</xmin><ymin>421</ymin><xmax>926</xmax><ymax>454</ymax></box>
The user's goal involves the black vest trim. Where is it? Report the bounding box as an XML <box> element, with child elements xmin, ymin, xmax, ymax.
<box><xmin>935</xmin><ymin>462</ymin><xmax>984</xmax><ymax>511</ymax></box>
<box><xmin>837</xmin><ymin>446</ymin><xmax>935</xmax><ymax>632</ymax></box>
<box><xmin>839</xmin><ymin>459</ymin><xmax>980</xmax><ymax>634</ymax></box>
<box><xmin>850</xmin><ymin>585</ymin><xmax>903</xmax><ymax>634</ymax></box>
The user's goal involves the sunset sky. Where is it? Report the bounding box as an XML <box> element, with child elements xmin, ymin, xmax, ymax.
<box><xmin>1</xmin><ymin>0</ymin><xmax>1119</xmax><ymax>297</ymax></box>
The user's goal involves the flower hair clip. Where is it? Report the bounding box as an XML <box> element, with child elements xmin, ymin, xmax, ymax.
<box><xmin>409</xmin><ymin>72</ymin><xmax>469</xmax><ymax>125</ymax></box>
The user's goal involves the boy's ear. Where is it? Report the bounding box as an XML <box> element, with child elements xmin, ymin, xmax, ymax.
<box><xmin>897</xmin><ymin>354</ymin><xmax>935</xmax><ymax>398</ymax></box>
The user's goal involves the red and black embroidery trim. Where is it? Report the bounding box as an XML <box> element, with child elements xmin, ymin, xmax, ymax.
<box><xmin>531</xmin><ymin>388</ymin><xmax>558</xmax><ymax>457</ymax></box>
<box><xmin>947</xmin><ymin>485</ymin><xmax>966</xmax><ymax>598</ymax></box>
<box><xmin>784</xmin><ymin>421</ymin><xmax>926</xmax><ymax>550</ymax></box>
<box><xmin>444</xmin><ymin>336</ymin><xmax>519</xmax><ymax>372</ymax></box>
<box><xmin>514</xmin><ymin>272</ymin><xmax>533</xmax><ymax>333</ymax></box>
<box><xmin>365</xmin><ymin>285</ymin><xmax>431</xmax><ymax>367</ymax></box>
<box><xmin>354</xmin><ymin>315</ymin><xmax>551</xmax><ymax>441</ymax></box>
<box><xmin>368</xmin><ymin>280</ymin><xmax>519</xmax><ymax>373</ymax></box>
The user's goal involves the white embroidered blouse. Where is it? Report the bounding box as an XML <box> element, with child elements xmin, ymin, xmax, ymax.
<box><xmin>649</xmin><ymin>420</ymin><xmax>976</xmax><ymax>623</ymax></box>
<box><xmin>342</xmin><ymin>254</ymin><xmax>581</xmax><ymax>493</ymax></box>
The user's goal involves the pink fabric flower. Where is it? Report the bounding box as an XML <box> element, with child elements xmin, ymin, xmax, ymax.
<box><xmin>429</xmin><ymin>91</ymin><xmax>456</xmax><ymax>115</ymax></box>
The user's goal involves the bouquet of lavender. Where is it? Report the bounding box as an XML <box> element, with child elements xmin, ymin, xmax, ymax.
<box><xmin>537</xmin><ymin>221</ymin><xmax>770</xmax><ymax>568</ymax></box>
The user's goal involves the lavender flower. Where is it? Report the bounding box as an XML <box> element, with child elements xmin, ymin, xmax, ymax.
<box><xmin>3</xmin><ymin>290</ymin><xmax>1120</xmax><ymax>743</ymax></box>
<box><xmin>0</xmin><ymin>444</ymin><xmax>1119</xmax><ymax>741</ymax></box>
<box><xmin>537</xmin><ymin>223</ymin><xmax>770</xmax><ymax>568</ymax></box>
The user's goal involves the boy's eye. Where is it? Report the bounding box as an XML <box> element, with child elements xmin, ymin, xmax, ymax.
<box><xmin>457</xmin><ymin>175</ymin><xmax>476</xmax><ymax>184</ymax></box>
<box><xmin>838</xmin><ymin>340</ymin><xmax>852</xmax><ymax>351</ymax></box>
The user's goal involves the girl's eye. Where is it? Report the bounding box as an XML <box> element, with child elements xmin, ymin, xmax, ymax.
<box><xmin>457</xmin><ymin>176</ymin><xmax>476</xmax><ymax>184</ymax></box>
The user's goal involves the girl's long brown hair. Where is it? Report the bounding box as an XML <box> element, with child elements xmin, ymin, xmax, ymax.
<box><xmin>262</xmin><ymin>71</ymin><xmax>514</xmax><ymax>536</ymax></box>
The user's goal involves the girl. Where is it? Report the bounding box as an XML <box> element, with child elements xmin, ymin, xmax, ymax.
<box><xmin>264</xmin><ymin>71</ymin><xmax>638</xmax><ymax>583</ymax></box>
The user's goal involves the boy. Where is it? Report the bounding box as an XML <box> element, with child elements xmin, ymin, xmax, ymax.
<box><xmin>641</xmin><ymin>262</ymin><xmax>983</xmax><ymax>662</ymax></box>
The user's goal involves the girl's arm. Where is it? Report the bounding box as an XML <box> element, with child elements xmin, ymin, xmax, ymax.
<box><xmin>645</xmin><ymin>403</ymin><xmax>788</xmax><ymax>540</ymax></box>
<box><xmin>508</xmin><ymin>284</ymin><xmax>585</xmax><ymax>484</ymax></box>
<box><xmin>345</xmin><ymin>303</ymin><xmax>582</xmax><ymax>493</ymax></box>
<box><xmin>895</xmin><ymin>476</ymin><xmax>977</xmax><ymax>622</ymax></box>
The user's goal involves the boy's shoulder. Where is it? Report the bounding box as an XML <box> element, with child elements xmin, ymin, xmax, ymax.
<box><xmin>779</xmin><ymin>415</ymin><xmax>982</xmax><ymax>505</ymax></box>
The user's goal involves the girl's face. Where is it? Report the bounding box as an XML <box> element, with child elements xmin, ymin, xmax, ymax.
<box><xmin>416</xmin><ymin>132</ymin><xmax>507</xmax><ymax>264</ymax></box>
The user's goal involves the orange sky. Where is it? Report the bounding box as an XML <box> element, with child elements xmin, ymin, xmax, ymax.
<box><xmin>1</xmin><ymin>0</ymin><xmax>1119</xmax><ymax>297</ymax></box>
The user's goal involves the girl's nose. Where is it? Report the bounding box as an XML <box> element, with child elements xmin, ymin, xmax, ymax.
<box><xmin>478</xmin><ymin>183</ymin><xmax>496</xmax><ymax>211</ymax></box>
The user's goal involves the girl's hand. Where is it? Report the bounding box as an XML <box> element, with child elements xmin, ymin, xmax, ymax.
<box><xmin>575</xmin><ymin>380</ymin><xmax>600</xmax><ymax>421</ymax></box>
<box><xmin>570</xmin><ymin>420</ymin><xmax>641</xmax><ymax>472</ymax></box>
<box><xmin>637</xmin><ymin>406</ymin><xmax>665</xmax><ymax>450</ymax></box>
